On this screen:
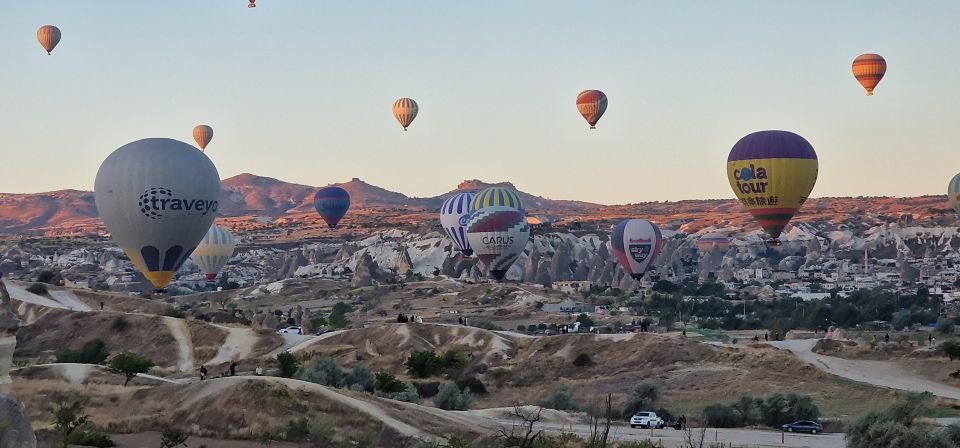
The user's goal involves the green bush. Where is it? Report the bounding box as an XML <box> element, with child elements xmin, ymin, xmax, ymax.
<box><xmin>847</xmin><ymin>395</ymin><xmax>953</xmax><ymax>448</ymax></box>
<box><xmin>27</xmin><ymin>282</ymin><xmax>48</xmax><ymax>295</ymax></box>
<box><xmin>109</xmin><ymin>316</ymin><xmax>129</xmax><ymax>333</ymax></box>
<box><xmin>576</xmin><ymin>313</ymin><xmax>594</xmax><ymax>328</ymax></box>
<box><xmin>542</xmin><ymin>384</ymin><xmax>576</xmax><ymax>411</ymax></box>
<box><xmin>37</xmin><ymin>270</ymin><xmax>57</xmax><ymax>284</ymax></box>
<box><xmin>393</xmin><ymin>382</ymin><xmax>420</xmax><ymax>403</ymax></box>
<box><xmin>375</xmin><ymin>370</ymin><xmax>406</xmax><ymax>395</ymax></box>
<box><xmin>328</xmin><ymin>302</ymin><xmax>352</xmax><ymax>329</ymax></box>
<box><xmin>759</xmin><ymin>393</ymin><xmax>819</xmax><ymax>427</ymax></box>
<box><xmin>56</xmin><ymin>339</ymin><xmax>110</xmax><ymax>365</ymax></box>
<box><xmin>441</xmin><ymin>347</ymin><xmax>468</xmax><ymax>370</ymax></box>
<box><xmin>434</xmin><ymin>381</ymin><xmax>472</xmax><ymax>410</ymax></box>
<box><xmin>622</xmin><ymin>381</ymin><xmax>659</xmax><ymax>418</ymax></box>
<box><xmin>456</xmin><ymin>376</ymin><xmax>487</xmax><ymax>395</ymax></box>
<box><xmin>296</xmin><ymin>356</ymin><xmax>344</xmax><ymax>387</ymax></box>
<box><xmin>943</xmin><ymin>339</ymin><xmax>960</xmax><ymax>361</ymax></box>
<box><xmin>406</xmin><ymin>350</ymin><xmax>442</xmax><ymax>378</ymax></box>
<box><xmin>107</xmin><ymin>352</ymin><xmax>154</xmax><ymax>386</ymax></box>
<box><xmin>347</xmin><ymin>364</ymin><xmax>375</xmax><ymax>392</ymax></box>
<box><xmin>67</xmin><ymin>431</ymin><xmax>116</xmax><ymax>447</ymax></box>
<box><xmin>703</xmin><ymin>404</ymin><xmax>740</xmax><ymax>428</ymax></box>
<box><xmin>160</xmin><ymin>306</ymin><xmax>186</xmax><ymax>319</ymax></box>
<box><xmin>276</xmin><ymin>352</ymin><xmax>300</xmax><ymax>378</ymax></box>
<box><xmin>413</xmin><ymin>381</ymin><xmax>441</xmax><ymax>398</ymax></box>
<box><xmin>572</xmin><ymin>353</ymin><xmax>592</xmax><ymax>366</ymax></box>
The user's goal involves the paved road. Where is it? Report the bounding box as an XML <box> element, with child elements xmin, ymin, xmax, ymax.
<box><xmin>770</xmin><ymin>339</ymin><xmax>960</xmax><ymax>400</ymax></box>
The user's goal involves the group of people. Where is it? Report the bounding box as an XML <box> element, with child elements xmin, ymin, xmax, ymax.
<box><xmin>199</xmin><ymin>360</ymin><xmax>261</xmax><ymax>380</ymax></box>
<box><xmin>457</xmin><ymin>316</ymin><xmax>469</xmax><ymax>326</ymax></box>
<box><xmin>396</xmin><ymin>313</ymin><xmax>423</xmax><ymax>324</ymax></box>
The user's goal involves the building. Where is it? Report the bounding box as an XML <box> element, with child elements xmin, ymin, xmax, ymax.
<box><xmin>542</xmin><ymin>299</ymin><xmax>589</xmax><ymax>314</ymax></box>
<box><xmin>553</xmin><ymin>280</ymin><xmax>591</xmax><ymax>293</ymax></box>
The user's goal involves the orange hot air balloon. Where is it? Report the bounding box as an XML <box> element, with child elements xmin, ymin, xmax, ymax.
<box><xmin>852</xmin><ymin>54</ymin><xmax>886</xmax><ymax>96</ymax></box>
<box><xmin>576</xmin><ymin>90</ymin><xmax>607</xmax><ymax>129</ymax></box>
<box><xmin>192</xmin><ymin>125</ymin><xmax>214</xmax><ymax>150</ymax></box>
<box><xmin>37</xmin><ymin>25</ymin><xmax>61</xmax><ymax>55</ymax></box>
<box><xmin>392</xmin><ymin>98</ymin><xmax>418</xmax><ymax>131</ymax></box>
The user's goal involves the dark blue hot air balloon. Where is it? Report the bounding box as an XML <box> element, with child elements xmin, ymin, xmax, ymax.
<box><xmin>313</xmin><ymin>186</ymin><xmax>351</xmax><ymax>229</ymax></box>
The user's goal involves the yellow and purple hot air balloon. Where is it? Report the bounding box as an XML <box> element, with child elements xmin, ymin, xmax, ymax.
<box><xmin>576</xmin><ymin>90</ymin><xmax>607</xmax><ymax>129</ymax></box>
<box><xmin>727</xmin><ymin>131</ymin><xmax>818</xmax><ymax>244</ymax></box>
<box><xmin>852</xmin><ymin>54</ymin><xmax>886</xmax><ymax>96</ymax></box>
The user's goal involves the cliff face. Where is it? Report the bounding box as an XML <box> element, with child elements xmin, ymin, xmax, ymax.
<box><xmin>0</xmin><ymin>281</ymin><xmax>36</xmax><ymax>447</ymax></box>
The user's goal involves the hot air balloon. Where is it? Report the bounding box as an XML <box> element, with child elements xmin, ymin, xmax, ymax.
<box><xmin>697</xmin><ymin>233</ymin><xmax>730</xmax><ymax>252</ymax></box>
<box><xmin>440</xmin><ymin>192</ymin><xmax>475</xmax><ymax>256</ymax></box>
<box><xmin>465</xmin><ymin>206</ymin><xmax>530</xmax><ymax>281</ymax></box>
<box><xmin>191</xmin><ymin>224</ymin><xmax>237</xmax><ymax>282</ymax></box>
<box><xmin>37</xmin><ymin>25</ymin><xmax>61</xmax><ymax>55</ymax></box>
<box><xmin>948</xmin><ymin>173</ymin><xmax>960</xmax><ymax>215</ymax></box>
<box><xmin>95</xmin><ymin>138</ymin><xmax>221</xmax><ymax>291</ymax></box>
<box><xmin>471</xmin><ymin>187</ymin><xmax>523</xmax><ymax>212</ymax></box>
<box><xmin>392</xmin><ymin>98</ymin><xmax>418</xmax><ymax>131</ymax></box>
<box><xmin>852</xmin><ymin>54</ymin><xmax>886</xmax><ymax>96</ymax></box>
<box><xmin>576</xmin><ymin>90</ymin><xmax>607</xmax><ymax>129</ymax></box>
<box><xmin>611</xmin><ymin>219</ymin><xmax>663</xmax><ymax>280</ymax></box>
<box><xmin>248</xmin><ymin>0</ymin><xmax>256</xmax><ymax>7</ymax></box>
<box><xmin>193</xmin><ymin>125</ymin><xmax>213</xmax><ymax>150</ymax></box>
<box><xmin>727</xmin><ymin>130</ymin><xmax>818</xmax><ymax>244</ymax></box>
<box><xmin>314</xmin><ymin>186</ymin><xmax>350</xmax><ymax>229</ymax></box>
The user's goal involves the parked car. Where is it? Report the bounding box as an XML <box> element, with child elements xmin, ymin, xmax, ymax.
<box><xmin>277</xmin><ymin>326</ymin><xmax>303</xmax><ymax>335</ymax></box>
<box><xmin>781</xmin><ymin>421</ymin><xmax>823</xmax><ymax>434</ymax></box>
<box><xmin>630</xmin><ymin>411</ymin><xmax>664</xmax><ymax>429</ymax></box>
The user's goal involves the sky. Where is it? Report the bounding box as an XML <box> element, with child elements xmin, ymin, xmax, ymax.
<box><xmin>1</xmin><ymin>1</ymin><xmax>959</xmax><ymax>205</ymax></box>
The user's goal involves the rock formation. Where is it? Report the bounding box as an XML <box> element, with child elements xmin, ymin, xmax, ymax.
<box><xmin>0</xmin><ymin>282</ymin><xmax>37</xmax><ymax>447</ymax></box>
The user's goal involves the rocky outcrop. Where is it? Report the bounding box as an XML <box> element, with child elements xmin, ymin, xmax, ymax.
<box><xmin>0</xmin><ymin>282</ymin><xmax>36</xmax><ymax>447</ymax></box>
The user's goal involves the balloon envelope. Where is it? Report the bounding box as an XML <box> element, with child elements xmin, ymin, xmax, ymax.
<box><xmin>727</xmin><ymin>130</ymin><xmax>818</xmax><ymax>241</ymax></box>
<box><xmin>314</xmin><ymin>186</ymin><xmax>350</xmax><ymax>229</ymax></box>
<box><xmin>697</xmin><ymin>233</ymin><xmax>730</xmax><ymax>252</ymax></box>
<box><xmin>392</xmin><ymin>98</ymin><xmax>418</xmax><ymax>130</ymax></box>
<box><xmin>576</xmin><ymin>90</ymin><xmax>608</xmax><ymax>129</ymax></box>
<box><xmin>852</xmin><ymin>54</ymin><xmax>886</xmax><ymax>96</ymax></box>
<box><xmin>611</xmin><ymin>219</ymin><xmax>663</xmax><ymax>280</ymax></box>
<box><xmin>440</xmin><ymin>192</ymin><xmax>475</xmax><ymax>256</ymax></box>
<box><xmin>948</xmin><ymin>173</ymin><xmax>960</xmax><ymax>214</ymax></box>
<box><xmin>193</xmin><ymin>125</ymin><xmax>214</xmax><ymax>150</ymax></box>
<box><xmin>465</xmin><ymin>206</ymin><xmax>530</xmax><ymax>281</ymax></box>
<box><xmin>37</xmin><ymin>25</ymin><xmax>61</xmax><ymax>54</ymax></box>
<box><xmin>191</xmin><ymin>224</ymin><xmax>237</xmax><ymax>281</ymax></box>
<box><xmin>94</xmin><ymin>138</ymin><xmax>221</xmax><ymax>289</ymax></box>
<box><xmin>471</xmin><ymin>187</ymin><xmax>523</xmax><ymax>212</ymax></box>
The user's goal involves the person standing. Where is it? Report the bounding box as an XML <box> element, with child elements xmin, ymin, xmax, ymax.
<box><xmin>929</xmin><ymin>333</ymin><xmax>934</xmax><ymax>347</ymax></box>
<box><xmin>199</xmin><ymin>365</ymin><xmax>208</xmax><ymax>381</ymax></box>
<box><xmin>230</xmin><ymin>361</ymin><xmax>239</xmax><ymax>376</ymax></box>
<box><xmin>885</xmin><ymin>333</ymin><xmax>890</xmax><ymax>344</ymax></box>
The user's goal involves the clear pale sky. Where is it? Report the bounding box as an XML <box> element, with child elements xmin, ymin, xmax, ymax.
<box><xmin>2</xmin><ymin>1</ymin><xmax>959</xmax><ymax>204</ymax></box>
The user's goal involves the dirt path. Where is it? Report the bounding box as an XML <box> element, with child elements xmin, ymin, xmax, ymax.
<box><xmin>3</xmin><ymin>281</ymin><xmax>70</xmax><ymax>310</ymax></box>
<box><xmin>207</xmin><ymin>325</ymin><xmax>255</xmax><ymax>365</ymax></box>
<box><xmin>48</xmin><ymin>289</ymin><xmax>92</xmax><ymax>312</ymax></box>
<box><xmin>770</xmin><ymin>339</ymin><xmax>960</xmax><ymax>400</ymax></box>
<box><xmin>162</xmin><ymin>317</ymin><xmax>196</xmax><ymax>373</ymax></box>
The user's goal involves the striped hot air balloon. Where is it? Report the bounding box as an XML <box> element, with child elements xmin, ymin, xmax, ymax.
<box><xmin>37</xmin><ymin>25</ymin><xmax>61</xmax><ymax>55</ymax></box>
<box><xmin>576</xmin><ymin>90</ymin><xmax>607</xmax><ymax>129</ymax></box>
<box><xmin>696</xmin><ymin>233</ymin><xmax>730</xmax><ymax>252</ymax></box>
<box><xmin>193</xmin><ymin>125</ymin><xmax>214</xmax><ymax>150</ymax></box>
<box><xmin>191</xmin><ymin>224</ymin><xmax>237</xmax><ymax>282</ymax></box>
<box><xmin>852</xmin><ymin>54</ymin><xmax>886</xmax><ymax>96</ymax></box>
<box><xmin>611</xmin><ymin>219</ymin><xmax>663</xmax><ymax>280</ymax></box>
<box><xmin>948</xmin><ymin>173</ymin><xmax>960</xmax><ymax>215</ymax></box>
<box><xmin>313</xmin><ymin>186</ymin><xmax>351</xmax><ymax>229</ymax></box>
<box><xmin>727</xmin><ymin>131</ymin><xmax>818</xmax><ymax>243</ymax></box>
<box><xmin>471</xmin><ymin>187</ymin><xmax>523</xmax><ymax>212</ymax></box>
<box><xmin>440</xmin><ymin>192</ymin><xmax>475</xmax><ymax>256</ymax></box>
<box><xmin>248</xmin><ymin>0</ymin><xmax>256</xmax><ymax>7</ymax></box>
<box><xmin>392</xmin><ymin>98</ymin><xmax>419</xmax><ymax>131</ymax></box>
<box><xmin>465</xmin><ymin>206</ymin><xmax>530</xmax><ymax>281</ymax></box>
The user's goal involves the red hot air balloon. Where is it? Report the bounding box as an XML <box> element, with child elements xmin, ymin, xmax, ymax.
<box><xmin>248</xmin><ymin>0</ymin><xmax>256</xmax><ymax>8</ymax></box>
<box><xmin>576</xmin><ymin>90</ymin><xmax>607</xmax><ymax>129</ymax></box>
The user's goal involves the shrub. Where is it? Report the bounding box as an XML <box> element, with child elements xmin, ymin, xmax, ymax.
<box><xmin>328</xmin><ymin>302</ymin><xmax>352</xmax><ymax>329</ymax></box>
<box><xmin>107</xmin><ymin>352</ymin><xmax>154</xmax><ymax>386</ymax></box>
<box><xmin>758</xmin><ymin>393</ymin><xmax>819</xmax><ymax>427</ymax></box>
<box><xmin>847</xmin><ymin>394</ymin><xmax>952</xmax><ymax>448</ymax></box>
<box><xmin>943</xmin><ymin>339</ymin><xmax>960</xmax><ymax>361</ymax></box>
<box><xmin>160</xmin><ymin>306</ymin><xmax>186</xmax><ymax>319</ymax></box>
<box><xmin>393</xmin><ymin>382</ymin><xmax>420</xmax><ymax>403</ymax></box>
<box><xmin>703</xmin><ymin>404</ymin><xmax>740</xmax><ymax>428</ymax></box>
<box><xmin>68</xmin><ymin>431</ymin><xmax>116</xmax><ymax>447</ymax></box>
<box><xmin>375</xmin><ymin>370</ymin><xmax>406</xmax><ymax>395</ymax></box>
<box><xmin>441</xmin><ymin>347</ymin><xmax>468</xmax><ymax>370</ymax></box>
<box><xmin>414</xmin><ymin>381</ymin><xmax>441</xmax><ymax>398</ymax></box>
<box><xmin>346</xmin><ymin>364</ymin><xmax>375</xmax><ymax>392</ymax></box>
<box><xmin>37</xmin><ymin>270</ymin><xmax>57</xmax><ymax>284</ymax></box>
<box><xmin>27</xmin><ymin>282</ymin><xmax>48</xmax><ymax>295</ymax></box>
<box><xmin>276</xmin><ymin>352</ymin><xmax>300</xmax><ymax>378</ymax></box>
<box><xmin>296</xmin><ymin>356</ymin><xmax>344</xmax><ymax>387</ymax></box>
<box><xmin>936</xmin><ymin>318</ymin><xmax>955</xmax><ymax>335</ymax></box>
<box><xmin>576</xmin><ymin>313</ymin><xmax>594</xmax><ymax>328</ymax></box>
<box><xmin>56</xmin><ymin>339</ymin><xmax>109</xmax><ymax>365</ymax></box>
<box><xmin>109</xmin><ymin>316</ymin><xmax>129</xmax><ymax>333</ymax></box>
<box><xmin>517</xmin><ymin>324</ymin><xmax>527</xmax><ymax>332</ymax></box>
<box><xmin>469</xmin><ymin>319</ymin><xmax>503</xmax><ymax>331</ymax></box>
<box><xmin>542</xmin><ymin>384</ymin><xmax>576</xmax><ymax>411</ymax></box>
<box><xmin>159</xmin><ymin>428</ymin><xmax>189</xmax><ymax>448</ymax></box>
<box><xmin>622</xmin><ymin>381</ymin><xmax>659</xmax><ymax>418</ymax></box>
<box><xmin>572</xmin><ymin>353</ymin><xmax>592</xmax><ymax>367</ymax></box>
<box><xmin>434</xmin><ymin>381</ymin><xmax>472</xmax><ymax>410</ymax></box>
<box><xmin>456</xmin><ymin>376</ymin><xmax>487</xmax><ymax>396</ymax></box>
<box><xmin>406</xmin><ymin>350</ymin><xmax>442</xmax><ymax>378</ymax></box>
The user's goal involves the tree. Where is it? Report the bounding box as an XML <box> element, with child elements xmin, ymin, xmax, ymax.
<box><xmin>276</xmin><ymin>351</ymin><xmax>300</xmax><ymax>378</ymax></box>
<box><xmin>214</xmin><ymin>295</ymin><xmax>231</xmax><ymax>310</ymax></box>
<box><xmin>27</xmin><ymin>282</ymin><xmax>48</xmax><ymax>295</ymax></box>
<box><xmin>847</xmin><ymin>393</ymin><xmax>951</xmax><ymax>448</ymax></box>
<box><xmin>159</xmin><ymin>428</ymin><xmax>189</xmax><ymax>448</ymax></box>
<box><xmin>406</xmin><ymin>350</ymin><xmax>442</xmax><ymax>378</ymax></box>
<box><xmin>56</xmin><ymin>339</ymin><xmax>110</xmax><ymax>364</ymax></box>
<box><xmin>576</xmin><ymin>313</ymin><xmax>594</xmax><ymax>328</ymax></box>
<box><xmin>542</xmin><ymin>384</ymin><xmax>576</xmax><ymax>411</ymax></box>
<box><xmin>434</xmin><ymin>381</ymin><xmax>472</xmax><ymax>410</ymax></box>
<box><xmin>347</xmin><ymin>364</ymin><xmax>375</xmax><ymax>392</ymax></box>
<box><xmin>53</xmin><ymin>396</ymin><xmax>90</xmax><ymax>448</ymax></box>
<box><xmin>107</xmin><ymin>352</ymin><xmax>154</xmax><ymax>386</ymax></box>
<box><xmin>622</xmin><ymin>381</ymin><xmax>659</xmax><ymax>418</ymax></box>
<box><xmin>328</xmin><ymin>301</ymin><xmax>352</xmax><ymax>329</ymax></box>
<box><xmin>496</xmin><ymin>406</ymin><xmax>543</xmax><ymax>448</ymax></box>
<box><xmin>943</xmin><ymin>339</ymin><xmax>960</xmax><ymax>361</ymax></box>
<box><xmin>374</xmin><ymin>370</ymin><xmax>406</xmax><ymax>395</ymax></box>
<box><xmin>296</xmin><ymin>356</ymin><xmax>344</xmax><ymax>387</ymax></box>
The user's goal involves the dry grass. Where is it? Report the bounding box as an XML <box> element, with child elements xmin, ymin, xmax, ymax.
<box><xmin>187</xmin><ymin>320</ymin><xmax>228</xmax><ymax>364</ymax></box>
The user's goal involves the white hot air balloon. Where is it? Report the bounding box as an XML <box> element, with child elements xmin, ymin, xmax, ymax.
<box><xmin>440</xmin><ymin>192</ymin><xmax>475</xmax><ymax>256</ymax></box>
<box><xmin>465</xmin><ymin>206</ymin><xmax>530</xmax><ymax>281</ymax></box>
<box><xmin>392</xmin><ymin>98</ymin><xmax>418</xmax><ymax>131</ymax></box>
<box><xmin>37</xmin><ymin>25</ymin><xmax>61</xmax><ymax>55</ymax></box>
<box><xmin>610</xmin><ymin>219</ymin><xmax>663</xmax><ymax>280</ymax></box>
<box><xmin>191</xmin><ymin>224</ymin><xmax>237</xmax><ymax>282</ymax></box>
<box><xmin>95</xmin><ymin>138</ymin><xmax>221</xmax><ymax>290</ymax></box>
<box><xmin>193</xmin><ymin>125</ymin><xmax>214</xmax><ymax>150</ymax></box>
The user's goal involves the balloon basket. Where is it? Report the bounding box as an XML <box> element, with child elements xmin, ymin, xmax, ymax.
<box><xmin>764</xmin><ymin>239</ymin><xmax>782</xmax><ymax>247</ymax></box>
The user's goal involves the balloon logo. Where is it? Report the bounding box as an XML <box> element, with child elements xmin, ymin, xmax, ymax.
<box><xmin>94</xmin><ymin>138</ymin><xmax>221</xmax><ymax>290</ymax></box>
<box><xmin>852</xmin><ymin>54</ymin><xmax>886</xmax><ymax>96</ymax></box>
<box><xmin>576</xmin><ymin>90</ymin><xmax>607</xmax><ymax>129</ymax></box>
<box><xmin>611</xmin><ymin>219</ymin><xmax>663</xmax><ymax>280</ymax></box>
<box><xmin>193</xmin><ymin>125</ymin><xmax>214</xmax><ymax>150</ymax></box>
<box><xmin>37</xmin><ymin>25</ymin><xmax>61</xmax><ymax>55</ymax></box>
<box><xmin>727</xmin><ymin>130</ymin><xmax>818</xmax><ymax>242</ymax></box>
<box><xmin>313</xmin><ymin>186</ymin><xmax>351</xmax><ymax>229</ymax></box>
<box><xmin>465</xmin><ymin>206</ymin><xmax>530</xmax><ymax>281</ymax></box>
<box><xmin>392</xmin><ymin>98</ymin><xmax>419</xmax><ymax>131</ymax></box>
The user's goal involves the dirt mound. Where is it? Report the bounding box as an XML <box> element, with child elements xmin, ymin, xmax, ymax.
<box><xmin>299</xmin><ymin>323</ymin><xmax>515</xmax><ymax>374</ymax></box>
<box><xmin>813</xmin><ymin>338</ymin><xmax>937</xmax><ymax>361</ymax></box>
